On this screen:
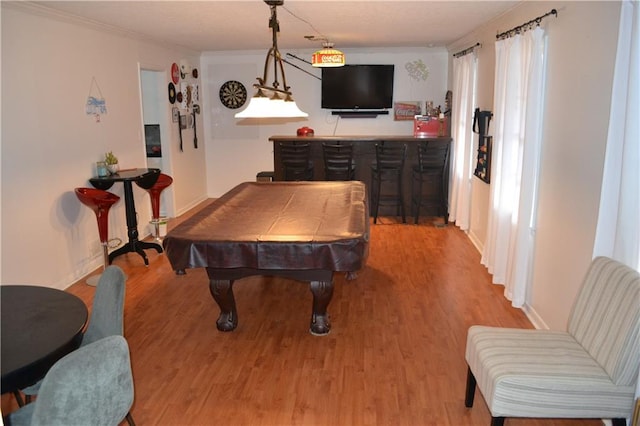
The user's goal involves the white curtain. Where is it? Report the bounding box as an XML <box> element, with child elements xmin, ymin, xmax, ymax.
<box><xmin>481</xmin><ymin>27</ymin><xmax>547</xmax><ymax>307</ymax></box>
<box><xmin>590</xmin><ymin>0</ymin><xmax>640</xmax><ymax>403</ymax></box>
<box><xmin>593</xmin><ymin>0</ymin><xmax>640</xmax><ymax>270</ymax></box>
<box><xmin>449</xmin><ymin>52</ymin><xmax>477</xmax><ymax>230</ymax></box>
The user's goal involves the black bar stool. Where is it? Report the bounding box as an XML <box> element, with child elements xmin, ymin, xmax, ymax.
<box><xmin>322</xmin><ymin>142</ymin><xmax>355</xmax><ymax>181</ymax></box>
<box><xmin>279</xmin><ymin>142</ymin><xmax>314</xmax><ymax>181</ymax></box>
<box><xmin>411</xmin><ymin>141</ymin><xmax>450</xmax><ymax>224</ymax></box>
<box><xmin>370</xmin><ymin>143</ymin><xmax>407</xmax><ymax>224</ymax></box>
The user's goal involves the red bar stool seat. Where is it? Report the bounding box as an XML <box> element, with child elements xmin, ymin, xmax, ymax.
<box><xmin>136</xmin><ymin>173</ymin><xmax>173</xmax><ymax>240</ymax></box>
<box><xmin>75</xmin><ymin>188</ymin><xmax>120</xmax><ymax>286</ymax></box>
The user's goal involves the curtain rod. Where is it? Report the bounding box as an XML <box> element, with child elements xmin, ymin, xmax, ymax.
<box><xmin>496</xmin><ymin>8</ymin><xmax>557</xmax><ymax>40</ymax></box>
<box><xmin>453</xmin><ymin>42</ymin><xmax>481</xmax><ymax>58</ymax></box>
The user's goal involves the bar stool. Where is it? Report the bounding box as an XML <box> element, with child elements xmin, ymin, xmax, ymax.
<box><xmin>322</xmin><ymin>142</ymin><xmax>355</xmax><ymax>181</ymax></box>
<box><xmin>75</xmin><ymin>188</ymin><xmax>121</xmax><ymax>286</ymax></box>
<box><xmin>136</xmin><ymin>173</ymin><xmax>173</xmax><ymax>240</ymax></box>
<box><xmin>411</xmin><ymin>141</ymin><xmax>450</xmax><ymax>224</ymax></box>
<box><xmin>280</xmin><ymin>142</ymin><xmax>314</xmax><ymax>181</ymax></box>
<box><xmin>370</xmin><ymin>143</ymin><xmax>407</xmax><ymax>224</ymax></box>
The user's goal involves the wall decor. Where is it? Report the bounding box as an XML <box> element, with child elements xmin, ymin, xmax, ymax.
<box><xmin>85</xmin><ymin>77</ymin><xmax>107</xmax><ymax>123</ymax></box>
<box><xmin>180</xmin><ymin>82</ymin><xmax>199</xmax><ymax>110</ymax></box>
<box><xmin>171</xmin><ymin>63</ymin><xmax>180</xmax><ymax>84</ymax></box>
<box><xmin>405</xmin><ymin>59</ymin><xmax>429</xmax><ymax>81</ymax></box>
<box><xmin>168</xmin><ymin>82</ymin><xmax>176</xmax><ymax>104</ymax></box>
<box><xmin>394</xmin><ymin>101</ymin><xmax>421</xmax><ymax>121</ymax></box>
<box><xmin>180</xmin><ymin>60</ymin><xmax>192</xmax><ymax>80</ymax></box>
<box><xmin>192</xmin><ymin>104</ymin><xmax>200</xmax><ymax>149</ymax></box>
<box><xmin>219</xmin><ymin>80</ymin><xmax>247</xmax><ymax>109</ymax></box>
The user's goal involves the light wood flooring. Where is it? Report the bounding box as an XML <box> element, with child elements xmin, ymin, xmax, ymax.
<box><xmin>2</xmin><ymin>202</ymin><xmax>602</xmax><ymax>426</ymax></box>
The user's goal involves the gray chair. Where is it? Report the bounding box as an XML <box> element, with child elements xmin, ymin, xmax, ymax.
<box><xmin>4</xmin><ymin>335</ymin><xmax>135</xmax><ymax>426</ymax></box>
<box><xmin>19</xmin><ymin>265</ymin><xmax>126</xmax><ymax>400</ymax></box>
<box><xmin>464</xmin><ymin>256</ymin><xmax>640</xmax><ymax>426</ymax></box>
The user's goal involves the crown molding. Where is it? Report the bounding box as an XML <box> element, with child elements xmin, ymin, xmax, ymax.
<box><xmin>2</xmin><ymin>1</ymin><xmax>199</xmax><ymax>55</ymax></box>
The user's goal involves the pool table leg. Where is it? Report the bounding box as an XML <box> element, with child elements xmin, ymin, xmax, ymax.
<box><xmin>208</xmin><ymin>279</ymin><xmax>238</xmax><ymax>332</ymax></box>
<box><xmin>309</xmin><ymin>280</ymin><xmax>333</xmax><ymax>336</ymax></box>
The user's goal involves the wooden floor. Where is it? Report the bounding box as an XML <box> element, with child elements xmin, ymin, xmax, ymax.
<box><xmin>2</xmin><ymin>202</ymin><xmax>602</xmax><ymax>426</ymax></box>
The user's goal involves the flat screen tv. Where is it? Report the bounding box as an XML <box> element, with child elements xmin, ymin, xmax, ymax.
<box><xmin>321</xmin><ymin>65</ymin><xmax>394</xmax><ymax>110</ymax></box>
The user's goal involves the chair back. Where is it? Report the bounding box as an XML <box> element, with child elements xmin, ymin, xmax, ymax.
<box><xmin>82</xmin><ymin>265</ymin><xmax>126</xmax><ymax>346</ymax></box>
<box><xmin>568</xmin><ymin>256</ymin><xmax>640</xmax><ymax>385</ymax></box>
<box><xmin>30</xmin><ymin>336</ymin><xmax>134</xmax><ymax>426</ymax></box>
<box><xmin>280</xmin><ymin>142</ymin><xmax>313</xmax><ymax>181</ymax></box>
<box><xmin>417</xmin><ymin>141</ymin><xmax>450</xmax><ymax>174</ymax></box>
<box><xmin>322</xmin><ymin>143</ymin><xmax>354</xmax><ymax>180</ymax></box>
<box><xmin>374</xmin><ymin>143</ymin><xmax>406</xmax><ymax>172</ymax></box>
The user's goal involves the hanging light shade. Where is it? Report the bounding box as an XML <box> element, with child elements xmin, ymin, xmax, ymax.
<box><xmin>312</xmin><ymin>42</ymin><xmax>345</xmax><ymax>68</ymax></box>
<box><xmin>235</xmin><ymin>0</ymin><xmax>308</xmax><ymax>119</ymax></box>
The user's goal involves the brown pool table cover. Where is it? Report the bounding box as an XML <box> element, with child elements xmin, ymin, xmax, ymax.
<box><xmin>163</xmin><ymin>181</ymin><xmax>369</xmax><ymax>273</ymax></box>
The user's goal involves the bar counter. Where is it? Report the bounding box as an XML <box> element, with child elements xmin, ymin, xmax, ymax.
<box><xmin>269</xmin><ymin>135</ymin><xmax>452</xmax><ymax>219</ymax></box>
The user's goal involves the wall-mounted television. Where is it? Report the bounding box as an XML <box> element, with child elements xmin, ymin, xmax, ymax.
<box><xmin>321</xmin><ymin>65</ymin><xmax>394</xmax><ymax>110</ymax></box>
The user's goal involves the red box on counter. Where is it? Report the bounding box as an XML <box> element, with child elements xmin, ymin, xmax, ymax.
<box><xmin>413</xmin><ymin>115</ymin><xmax>448</xmax><ymax>137</ymax></box>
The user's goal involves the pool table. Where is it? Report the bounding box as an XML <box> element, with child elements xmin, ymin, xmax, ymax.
<box><xmin>163</xmin><ymin>181</ymin><xmax>369</xmax><ymax>335</ymax></box>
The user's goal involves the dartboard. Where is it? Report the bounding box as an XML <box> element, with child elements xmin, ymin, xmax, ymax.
<box><xmin>219</xmin><ymin>80</ymin><xmax>247</xmax><ymax>109</ymax></box>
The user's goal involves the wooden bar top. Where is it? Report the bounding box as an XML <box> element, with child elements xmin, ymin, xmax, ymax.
<box><xmin>269</xmin><ymin>135</ymin><xmax>451</xmax><ymax>143</ymax></box>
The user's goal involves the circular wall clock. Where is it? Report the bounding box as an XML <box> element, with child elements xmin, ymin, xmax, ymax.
<box><xmin>219</xmin><ymin>80</ymin><xmax>247</xmax><ymax>109</ymax></box>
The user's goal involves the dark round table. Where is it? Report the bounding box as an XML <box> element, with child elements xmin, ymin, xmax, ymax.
<box><xmin>1</xmin><ymin>285</ymin><xmax>88</xmax><ymax>394</ymax></box>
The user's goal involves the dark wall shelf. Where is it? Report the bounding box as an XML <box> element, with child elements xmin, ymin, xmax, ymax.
<box><xmin>331</xmin><ymin>110</ymin><xmax>389</xmax><ymax>118</ymax></box>
<box><xmin>474</xmin><ymin>135</ymin><xmax>492</xmax><ymax>183</ymax></box>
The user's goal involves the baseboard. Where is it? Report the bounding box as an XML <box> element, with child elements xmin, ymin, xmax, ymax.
<box><xmin>466</xmin><ymin>229</ymin><xmax>484</xmax><ymax>254</ymax></box>
<box><xmin>175</xmin><ymin>194</ymin><xmax>209</xmax><ymax>217</ymax></box>
<box><xmin>521</xmin><ymin>304</ymin><xmax>549</xmax><ymax>330</ymax></box>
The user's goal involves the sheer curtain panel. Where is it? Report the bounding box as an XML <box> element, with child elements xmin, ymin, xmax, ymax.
<box><xmin>593</xmin><ymin>0</ymin><xmax>640</xmax><ymax>271</ymax></box>
<box><xmin>481</xmin><ymin>27</ymin><xmax>547</xmax><ymax>307</ymax></box>
<box><xmin>590</xmin><ymin>0</ymin><xmax>640</xmax><ymax>403</ymax></box>
<box><xmin>449</xmin><ymin>52</ymin><xmax>478</xmax><ymax>230</ymax></box>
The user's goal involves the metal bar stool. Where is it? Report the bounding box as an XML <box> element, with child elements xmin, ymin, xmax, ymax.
<box><xmin>280</xmin><ymin>142</ymin><xmax>314</xmax><ymax>181</ymax></box>
<box><xmin>322</xmin><ymin>142</ymin><xmax>355</xmax><ymax>181</ymax></box>
<box><xmin>370</xmin><ymin>143</ymin><xmax>407</xmax><ymax>224</ymax></box>
<box><xmin>136</xmin><ymin>173</ymin><xmax>173</xmax><ymax>241</ymax></box>
<box><xmin>411</xmin><ymin>141</ymin><xmax>450</xmax><ymax>224</ymax></box>
<box><xmin>75</xmin><ymin>188</ymin><xmax>121</xmax><ymax>286</ymax></box>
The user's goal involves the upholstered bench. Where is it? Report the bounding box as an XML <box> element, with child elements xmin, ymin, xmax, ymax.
<box><xmin>464</xmin><ymin>256</ymin><xmax>640</xmax><ymax>426</ymax></box>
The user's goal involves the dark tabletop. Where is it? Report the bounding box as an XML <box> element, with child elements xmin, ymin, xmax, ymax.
<box><xmin>163</xmin><ymin>181</ymin><xmax>370</xmax><ymax>273</ymax></box>
<box><xmin>1</xmin><ymin>285</ymin><xmax>88</xmax><ymax>393</ymax></box>
<box><xmin>89</xmin><ymin>167</ymin><xmax>160</xmax><ymax>190</ymax></box>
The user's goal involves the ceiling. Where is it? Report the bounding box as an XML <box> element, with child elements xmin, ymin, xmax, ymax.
<box><xmin>27</xmin><ymin>0</ymin><xmax>521</xmax><ymax>52</ymax></box>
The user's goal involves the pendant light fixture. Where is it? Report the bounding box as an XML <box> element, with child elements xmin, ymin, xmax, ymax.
<box><xmin>312</xmin><ymin>41</ymin><xmax>345</xmax><ymax>68</ymax></box>
<box><xmin>235</xmin><ymin>0</ymin><xmax>308</xmax><ymax>118</ymax></box>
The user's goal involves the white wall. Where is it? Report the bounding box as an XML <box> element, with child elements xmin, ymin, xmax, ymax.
<box><xmin>200</xmin><ymin>47</ymin><xmax>449</xmax><ymax>196</ymax></box>
<box><xmin>448</xmin><ymin>1</ymin><xmax>622</xmax><ymax>329</ymax></box>
<box><xmin>0</xmin><ymin>3</ymin><xmax>207</xmax><ymax>289</ymax></box>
